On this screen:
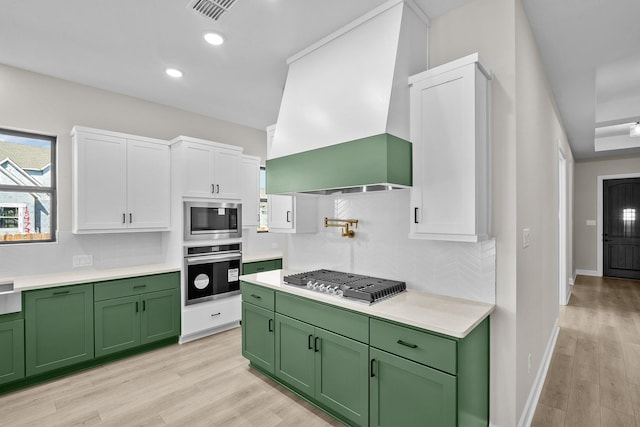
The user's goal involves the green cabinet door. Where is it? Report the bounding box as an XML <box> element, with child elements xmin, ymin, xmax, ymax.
<box><xmin>242</xmin><ymin>302</ymin><xmax>275</xmax><ymax>374</ymax></box>
<box><xmin>370</xmin><ymin>348</ymin><xmax>457</xmax><ymax>427</ymax></box>
<box><xmin>140</xmin><ymin>289</ymin><xmax>179</xmax><ymax>345</ymax></box>
<box><xmin>25</xmin><ymin>284</ymin><xmax>94</xmax><ymax>376</ymax></box>
<box><xmin>95</xmin><ymin>295</ymin><xmax>140</xmax><ymax>357</ymax></box>
<box><xmin>275</xmin><ymin>313</ymin><xmax>315</xmax><ymax>396</ymax></box>
<box><xmin>0</xmin><ymin>319</ymin><xmax>24</xmax><ymax>385</ymax></box>
<box><xmin>314</xmin><ymin>327</ymin><xmax>369</xmax><ymax>427</ymax></box>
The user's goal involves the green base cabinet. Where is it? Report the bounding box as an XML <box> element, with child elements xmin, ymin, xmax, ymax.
<box><xmin>242</xmin><ymin>259</ymin><xmax>283</xmax><ymax>275</ymax></box>
<box><xmin>370</xmin><ymin>347</ymin><xmax>456</xmax><ymax>427</ymax></box>
<box><xmin>95</xmin><ymin>274</ymin><xmax>180</xmax><ymax>357</ymax></box>
<box><xmin>0</xmin><ymin>318</ymin><xmax>24</xmax><ymax>385</ymax></box>
<box><xmin>275</xmin><ymin>313</ymin><xmax>315</xmax><ymax>395</ymax></box>
<box><xmin>241</xmin><ymin>302</ymin><xmax>275</xmax><ymax>374</ymax></box>
<box><xmin>25</xmin><ymin>284</ymin><xmax>94</xmax><ymax>377</ymax></box>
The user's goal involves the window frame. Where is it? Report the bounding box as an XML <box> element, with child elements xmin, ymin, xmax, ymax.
<box><xmin>0</xmin><ymin>127</ymin><xmax>57</xmax><ymax>244</ymax></box>
<box><xmin>258</xmin><ymin>166</ymin><xmax>269</xmax><ymax>232</ymax></box>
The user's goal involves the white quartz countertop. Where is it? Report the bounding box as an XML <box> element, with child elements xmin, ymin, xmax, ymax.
<box><xmin>4</xmin><ymin>263</ymin><xmax>180</xmax><ymax>292</ymax></box>
<box><xmin>240</xmin><ymin>269</ymin><xmax>495</xmax><ymax>339</ymax></box>
<box><xmin>242</xmin><ymin>250</ymin><xmax>283</xmax><ymax>263</ymax></box>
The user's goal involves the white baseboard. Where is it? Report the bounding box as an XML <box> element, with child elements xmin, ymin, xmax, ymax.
<box><xmin>517</xmin><ymin>322</ymin><xmax>560</xmax><ymax>427</ymax></box>
<box><xmin>575</xmin><ymin>269</ymin><xmax>599</xmax><ymax>277</ymax></box>
<box><xmin>566</xmin><ymin>284</ymin><xmax>573</xmax><ymax>304</ymax></box>
<box><xmin>179</xmin><ymin>321</ymin><xmax>240</xmax><ymax>344</ymax></box>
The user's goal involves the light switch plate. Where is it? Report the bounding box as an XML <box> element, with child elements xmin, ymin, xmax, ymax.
<box><xmin>73</xmin><ymin>254</ymin><xmax>93</xmax><ymax>268</ymax></box>
<box><xmin>586</xmin><ymin>220</ymin><xmax>596</xmax><ymax>226</ymax></box>
<box><xmin>522</xmin><ymin>228</ymin><xmax>531</xmax><ymax>249</ymax></box>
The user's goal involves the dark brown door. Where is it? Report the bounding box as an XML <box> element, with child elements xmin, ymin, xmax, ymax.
<box><xmin>603</xmin><ymin>178</ymin><xmax>640</xmax><ymax>279</ymax></box>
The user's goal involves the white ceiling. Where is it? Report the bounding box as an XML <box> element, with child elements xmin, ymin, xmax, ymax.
<box><xmin>1</xmin><ymin>0</ymin><xmax>638</xmax><ymax>160</ymax></box>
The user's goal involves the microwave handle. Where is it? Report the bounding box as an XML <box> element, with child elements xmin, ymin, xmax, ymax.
<box><xmin>186</xmin><ymin>253</ymin><xmax>242</xmax><ymax>265</ymax></box>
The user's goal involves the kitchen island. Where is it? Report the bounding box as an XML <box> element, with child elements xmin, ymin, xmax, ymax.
<box><xmin>240</xmin><ymin>269</ymin><xmax>494</xmax><ymax>427</ymax></box>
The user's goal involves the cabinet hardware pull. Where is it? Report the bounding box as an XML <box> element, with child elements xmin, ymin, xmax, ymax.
<box><xmin>414</xmin><ymin>207</ymin><xmax>419</xmax><ymax>224</ymax></box>
<box><xmin>308</xmin><ymin>334</ymin><xmax>313</xmax><ymax>350</ymax></box>
<box><xmin>216</xmin><ymin>184</ymin><xmax>220</xmax><ymax>194</ymax></box>
<box><xmin>268</xmin><ymin>318</ymin><xmax>274</xmax><ymax>332</ymax></box>
<box><xmin>211</xmin><ymin>312</ymin><xmax>221</xmax><ymax>317</ymax></box>
<box><xmin>256</xmin><ymin>267</ymin><xmax>265</xmax><ymax>271</ymax></box>
<box><xmin>286</xmin><ymin>210</ymin><xmax>291</xmax><ymax>223</ymax></box>
<box><xmin>53</xmin><ymin>290</ymin><xmax>70</xmax><ymax>296</ymax></box>
<box><xmin>135</xmin><ymin>301</ymin><xmax>139</xmax><ymax>312</ymax></box>
<box><xmin>123</xmin><ymin>213</ymin><xmax>126</xmax><ymax>224</ymax></box>
<box><xmin>129</xmin><ymin>213</ymin><xmax>132</xmax><ymax>223</ymax></box>
<box><xmin>314</xmin><ymin>336</ymin><xmax>320</xmax><ymax>352</ymax></box>
<box><xmin>370</xmin><ymin>359</ymin><xmax>376</xmax><ymax>378</ymax></box>
<box><xmin>142</xmin><ymin>300</ymin><xmax>146</xmax><ymax>311</ymax></box>
<box><xmin>211</xmin><ymin>184</ymin><xmax>215</xmax><ymax>193</ymax></box>
<box><xmin>397</xmin><ymin>339</ymin><xmax>418</xmax><ymax>349</ymax></box>
<box><xmin>133</xmin><ymin>284</ymin><xmax>147</xmax><ymax>289</ymax></box>
<box><xmin>250</xmin><ymin>294</ymin><xmax>262</xmax><ymax>299</ymax></box>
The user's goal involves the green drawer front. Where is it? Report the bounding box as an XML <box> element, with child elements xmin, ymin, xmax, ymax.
<box><xmin>243</xmin><ymin>259</ymin><xmax>282</xmax><ymax>275</ymax></box>
<box><xmin>94</xmin><ymin>272</ymin><xmax>179</xmax><ymax>301</ymax></box>
<box><xmin>276</xmin><ymin>292</ymin><xmax>368</xmax><ymax>344</ymax></box>
<box><xmin>241</xmin><ymin>281</ymin><xmax>275</xmax><ymax>311</ymax></box>
<box><xmin>370</xmin><ymin>318</ymin><xmax>457</xmax><ymax>375</ymax></box>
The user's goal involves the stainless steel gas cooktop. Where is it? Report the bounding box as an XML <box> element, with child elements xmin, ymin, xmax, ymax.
<box><xmin>283</xmin><ymin>269</ymin><xmax>406</xmax><ymax>304</ymax></box>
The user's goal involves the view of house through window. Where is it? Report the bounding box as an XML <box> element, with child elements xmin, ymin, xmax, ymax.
<box><xmin>0</xmin><ymin>128</ymin><xmax>56</xmax><ymax>243</ymax></box>
<box><xmin>258</xmin><ymin>166</ymin><xmax>268</xmax><ymax>231</ymax></box>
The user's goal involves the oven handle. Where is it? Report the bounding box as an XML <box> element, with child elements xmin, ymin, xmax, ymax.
<box><xmin>186</xmin><ymin>253</ymin><xmax>242</xmax><ymax>265</ymax></box>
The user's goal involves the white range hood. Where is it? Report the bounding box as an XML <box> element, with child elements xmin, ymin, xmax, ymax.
<box><xmin>266</xmin><ymin>0</ymin><xmax>430</xmax><ymax>195</ymax></box>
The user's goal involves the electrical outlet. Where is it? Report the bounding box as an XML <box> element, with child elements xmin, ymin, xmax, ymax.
<box><xmin>527</xmin><ymin>353</ymin><xmax>532</xmax><ymax>374</ymax></box>
<box><xmin>271</xmin><ymin>243</ymin><xmax>278</xmax><ymax>249</ymax></box>
<box><xmin>73</xmin><ymin>255</ymin><xmax>93</xmax><ymax>268</ymax></box>
<box><xmin>586</xmin><ymin>219</ymin><xmax>596</xmax><ymax>226</ymax></box>
<box><xmin>522</xmin><ymin>228</ymin><xmax>531</xmax><ymax>249</ymax></box>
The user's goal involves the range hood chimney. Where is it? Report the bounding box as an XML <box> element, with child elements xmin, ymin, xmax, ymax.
<box><xmin>266</xmin><ymin>0</ymin><xmax>429</xmax><ymax>195</ymax></box>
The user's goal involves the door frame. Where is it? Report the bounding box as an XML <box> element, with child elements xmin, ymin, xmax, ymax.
<box><xmin>597</xmin><ymin>172</ymin><xmax>640</xmax><ymax>276</ymax></box>
<box><xmin>558</xmin><ymin>148</ymin><xmax>569</xmax><ymax>305</ymax></box>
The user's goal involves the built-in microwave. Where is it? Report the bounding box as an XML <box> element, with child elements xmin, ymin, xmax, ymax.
<box><xmin>184</xmin><ymin>201</ymin><xmax>242</xmax><ymax>241</ymax></box>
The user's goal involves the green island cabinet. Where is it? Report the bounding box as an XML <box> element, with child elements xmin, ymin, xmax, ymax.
<box><xmin>240</xmin><ymin>280</ymin><xmax>490</xmax><ymax>427</ymax></box>
<box><xmin>242</xmin><ymin>258</ymin><xmax>283</xmax><ymax>275</ymax></box>
<box><xmin>0</xmin><ymin>312</ymin><xmax>24</xmax><ymax>386</ymax></box>
<box><xmin>25</xmin><ymin>283</ymin><xmax>94</xmax><ymax>376</ymax></box>
<box><xmin>94</xmin><ymin>272</ymin><xmax>180</xmax><ymax>357</ymax></box>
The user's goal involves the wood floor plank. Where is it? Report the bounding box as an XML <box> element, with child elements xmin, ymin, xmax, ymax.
<box><xmin>600</xmin><ymin>406</ymin><xmax>638</xmax><ymax>427</ymax></box>
<box><xmin>530</xmin><ymin>402</ymin><xmax>565</xmax><ymax>427</ymax></box>
<box><xmin>565</xmin><ymin>378</ymin><xmax>600</xmax><ymax>427</ymax></box>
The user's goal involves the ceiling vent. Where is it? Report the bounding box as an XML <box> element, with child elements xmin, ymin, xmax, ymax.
<box><xmin>188</xmin><ymin>0</ymin><xmax>236</xmax><ymax>21</ymax></box>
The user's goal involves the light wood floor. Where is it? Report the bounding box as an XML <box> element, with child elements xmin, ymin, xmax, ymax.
<box><xmin>532</xmin><ymin>275</ymin><xmax>640</xmax><ymax>427</ymax></box>
<box><xmin>0</xmin><ymin>327</ymin><xmax>343</xmax><ymax>426</ymax></box>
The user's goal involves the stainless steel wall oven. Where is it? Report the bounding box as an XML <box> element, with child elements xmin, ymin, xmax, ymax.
<box><xmin>184</xmin><ymin>243</ymin><xmax>242</xmax><ymax>305</ymax></box>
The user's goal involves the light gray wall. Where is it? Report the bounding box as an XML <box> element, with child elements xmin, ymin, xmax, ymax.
<box><xmin>574</xmin><ymin>155</ymin><xmax>640</xmax><ymax>273</ymax></box>
<box><xmin>430</xmin><ymin>0</ymin><xmax>575</xmax><ymax>425</ymax></box>
<box><xmin>0</xmin><ymin>63</ymin><xmax>267</xmax><ymax>278</ymax></box>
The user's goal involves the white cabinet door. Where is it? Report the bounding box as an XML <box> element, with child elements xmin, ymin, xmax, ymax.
<box><xmin>184</xmin><ymin>143</ymin><xmax>216</xmax><ymax>198</ymax></box>
<box><xmin>74</xmin><ymin>132</ymin><xmax>128</xmax><ymax>231</ymax></box>
<box><xmin>409</xmin><ymin>55</ymin><xmax>490</xmax><ymax>242</ymax></box>
<box><xmin>239</xmin><ymin>155</ymin><xmax>260</xmax><ymax>228</ymax></box>
<box><xmin>268</xmin><ymin>195</ymin><xmax>294</xmax><ymax>231</ymax></box>
<box><xmin>127</xmin><ymin>138</ymin><xmax>170</xmax><ymax>229</ymax></box>
<box><xmin>213</xmin><ymin>147</ymin><xmax>241</xmax><ymax>200</ymax></box>
<box><xmin>72</xmin><ymin>127</ymin><xmax>170</xmax><ymax>234</ymax></box>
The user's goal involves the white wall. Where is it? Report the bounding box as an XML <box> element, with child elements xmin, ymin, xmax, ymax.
<box><xmin>574</xmin><ymin>155</ymin><xmax>640</xmax><ymax>272</ymax></box>
<box><xmin>286</xmin><ymin>189</ymin><xmax>496</xmax><ymax>303</ymax></box>
<box><xmin>429</xmin><ymin>0</ymin><xmax>575</xmax><ymax>425</ymax></box>
<box><xmin>0</xmin><ymin>63</ymin><xmax>267</xmax><ymax>279</ymax></box>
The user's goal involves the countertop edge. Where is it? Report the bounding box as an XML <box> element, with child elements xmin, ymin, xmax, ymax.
<box><xmin>10</xmin><ymin>264</ymin><xmax>181</xmax><ymax>292</ymax></box>
<box><xmin>240</xmin><ymin>270</ymin><xmax>495</xmax><ymax>339</ymax></box>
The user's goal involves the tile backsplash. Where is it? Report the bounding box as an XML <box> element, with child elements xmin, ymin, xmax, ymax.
<box><xmin>287</xmin><ymin>189</ymin><xmax>495</xmax><ymax>303</ymax></box>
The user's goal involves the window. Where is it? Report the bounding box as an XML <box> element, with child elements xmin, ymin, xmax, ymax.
<box><xmin>623</xmin><ymin>208</ymin><xmax>636</xmax><ymax>222</ymax></box>
<box><xmin>0</xmin><ymin>128</ymin><xmax>56</xmax><ymax>243</ymax></box>
<box><xmin>258</xmin><ymin>166</ymin><xmax>268</xmax><ymax>231</ymax></box>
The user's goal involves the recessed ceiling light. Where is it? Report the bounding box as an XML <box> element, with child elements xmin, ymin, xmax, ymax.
<box><xmin>204</xmin><ymin>32</ymin><xmax>224</xmax><ymax>46</ymax></box>
<box><xmin>165</xmin><ymin>68</ymin><xmax>183</xmax><ymax>78</ymax></box>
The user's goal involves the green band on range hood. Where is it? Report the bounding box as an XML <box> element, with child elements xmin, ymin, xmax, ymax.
<box><xmin>266</xmin><ymin>133</ymin><xmax>412</xmax><ymax>195</ymax></box>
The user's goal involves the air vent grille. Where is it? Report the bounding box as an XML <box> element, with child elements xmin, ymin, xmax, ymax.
<box><xmin>189</xmin><ymin>0</ymin><xmax>236</xmax><ymax>21</ymax></box>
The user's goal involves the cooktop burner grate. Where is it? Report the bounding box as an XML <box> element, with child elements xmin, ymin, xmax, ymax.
<box><xmin>283</xmin><ymin>269</ymin><xmax>406</xmax><ymax>304</ymax></box>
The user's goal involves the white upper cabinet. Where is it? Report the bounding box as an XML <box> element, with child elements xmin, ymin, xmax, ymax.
<box><xmin>408</xmin><ymin>53</ymin><xmax>491</xmax><ymax>242</ymax></box>
<box><xmin>268</xmin><ymin>194</ymin><xmax>317</xmax><ymax>234</ymax></box>
<box><xmin>72</xmin><ymin>127</ymin><xmax>170</xmax><ymax>233</ymax></box>
<box><xmin>239</xmin><ymin>155</ymin><xmax>260</xmax><ymax>228</ymax></box>
<box><xmin>171</xmin><ymin>136</ymin><xmax>242</xmax><ymax>200</ymax></box>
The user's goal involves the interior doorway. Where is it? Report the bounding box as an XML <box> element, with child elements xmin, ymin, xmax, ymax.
<box><xmin>603</xmin><ymin>177</ymin><xmax>640</xmax><ymax>279</ymax></box>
